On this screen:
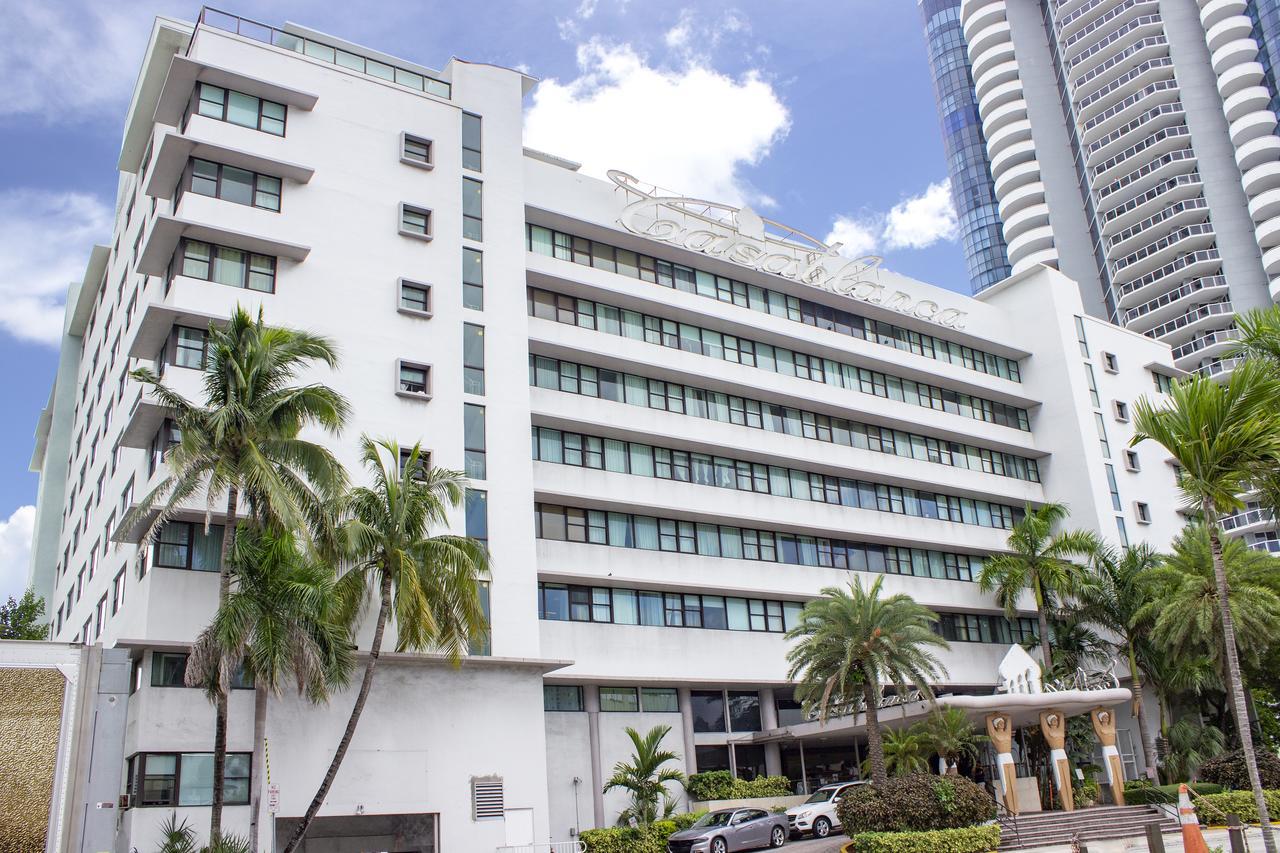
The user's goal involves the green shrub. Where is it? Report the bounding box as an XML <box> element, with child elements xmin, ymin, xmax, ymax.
<box><xmin>1124</xmin><ymin>781</ymin><xmax>1224</xmax><ymax>804</ymax></box>
<box><xmin>1198</xmin><ymin>751</ymin><xmax>1280</xmax><ymax>790</ymax></box>
<box><xmin>579</xmin><ymin>814</ymin><xmax>708</xmax><ymax>852</ymax></box>
<box><xmin>846</xmin><ymin>824</ymin><xmax>1001</xmax><ymax>853</ymax></box>
<box><xmin>686</xmin><ymin>771</ymin><xmax>793</xmax><ymax>801</ymax></box>
<box><xmin>837</xmin><ymin>774</ymin><xmax>996</xmax><ymax>834</ymax></box>
<box><xmin>671</xmin><ymin>811</ymin><xmax>707</xmax><ymax>830</ymax></box>
<box><xmin>1194</xmin><ymin>790</ymin><xmax>1280</xmax><ymax>824</ymax></box>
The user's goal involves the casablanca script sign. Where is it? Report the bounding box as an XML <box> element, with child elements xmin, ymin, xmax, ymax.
<box><xmin>608</xmin><ymin>170</ymin><xmax>970</xmax><ymax>330</ymax></box>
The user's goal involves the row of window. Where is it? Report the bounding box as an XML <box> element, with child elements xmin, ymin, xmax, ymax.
<box><xmin>141</xmin><ymin>651</ymin><xmax>253</xmax><ymax>691</ymax></box>
<box><xmin>533</xmin><ymin>503</ymin><xmax>987</xmax><ymax>580</ymax></box>
<box><xmin>191</xmin><ymin>83</ymin><xmax>286</xmax><ymax>136</ymax></box>
<box><xmin>528</xmin><ymin>355</ymin><xmax>1041</xmax><ymax>482</ymax></box>
<box><xmin>526</xmin><ymin>224</ymin><xmax>1023</xmax><ymax>381</ymax></box>
<box><xmin>173</xmin><ymin>239</ymin><xmax>276</xmax><ymax>292</ymax></box>
<box><xmin>186</xmin><ymin>158</ymin><xmax>282</xmax><ymax>211</ymax></box>
<box><xmin>528</xmin><ymin>289</ymin><xmax>1029</xmax><ymax>430</ymax></box>
<box><xmin>126</xmin><ymin>751</ymin><xmax>251</xmax><ymax>808</ymax></box>
<box><xmin>530</xmin><ymin>426</ymin><xmax>1025</xmax><ymax>530</ymax></box>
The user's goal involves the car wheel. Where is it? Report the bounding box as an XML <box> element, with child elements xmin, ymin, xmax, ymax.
<box><xmin>711</xmin><ymin>837</ymin><xmax>728</xmax><ymax>853</ymax></box>
<box><xmin>771</xmin><ymin>826</ymin><xmax>787</xmax><ymax>847</ymax></box>
<box><xmin>813</xmin><ymin>817</ymin><xmax>832</xmax><ymax>838</ymax></box>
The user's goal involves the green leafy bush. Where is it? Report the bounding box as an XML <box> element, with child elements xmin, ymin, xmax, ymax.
<box><xmin>846</xmin><ymin>824</ymin><xmax>1001</xmax><ymax>853</ymax></box>
<box><xmin>1193</xmin><ymin>790</ymin><xmax>1280</xmax><ymax>824</ymax></box>
<box><xmin>1197</xmin><ymin>751</ymin><xmax>1280</xmax><ymax>790</ymax></box>
<box><xmin>837</xmin><ymin>774</ymin><xmax>996</xmax><ymax>834</ymax></box>
<box><xmin>1124</xmin><ymin>781</ymin><xmax>1224</xmax><ymax>804</ymax></box>
<box><xmin>579</xmin><ymin>813</ymin><xmax>708</xmax><ymax>852</ymax></box>
<box><xmin>671</xmin><ymin>811</ymin><xmax>707</xmax><ymax>829</ymax></box>
<box><xmin>685</xmin><ymin>771</ymin><xmax>793</xmax><ymax>801</ymax></box>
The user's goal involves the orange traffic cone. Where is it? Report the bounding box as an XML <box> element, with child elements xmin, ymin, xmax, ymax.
<box><xmin>1179</xmin><ymin>783</ymin><xmax>1211</xmax><ymax>853</ymax></box>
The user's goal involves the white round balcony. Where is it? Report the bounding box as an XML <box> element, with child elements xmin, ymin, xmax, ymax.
<box><xmin>968</xmin><ymin>19</ymin><xmax>1014</xmax><ymax>60</ymax></box>
<box><xmin>1212</xmin><ymin>38</ymin><xmax>1261</xmax><ymax>76</ymax></box>
<box><xmin>997</xmin><ymin>181</ymin><xmax>1046</xmax><ymax>220</ymax></box>
<box><xmin>1254</xmin><ymin>215</ymin><xmax>1280</xmax><ymax>250</ymax></box>
<box><xmin>990</xmin><ymin>138</ymin><xmax>1038</xmax><ymax>178</ymax></box>
<box><xmin>981</xmin><ymin>97</ymin><xmax>1028</xmax><ymax>138</ymax></box>
<box><xmin>1206</xmin><ymin>15</ymin><xmax>1255</xmax><ymax>53</ymax></box>
<box><xmin>1199</xmin><ymin>0</ymin><xmax>1248</xmax><ymax>31</ymax></box>
<box><xmin>974</xmin><ymin>58</ymin><xmax>1020</xmax><ymax>104</ymax></box>
<box><xmin>985</xmin><ymin>118</ymin><xmax>1034</xmax><ymax>162</ymax></box>
<box><xmin>1230</xmin><ymin>110</ymin><xmax>1278</xmax><ymax>147</ymax></box>
<box><xmin>1224</xmin><ymin>86</ymin><xmax>1273</xmax><ymax>122</ymax></box>
<box><xmin>1217</xmin><ymin>60</ymin><xmax>1265</xmax><ymax>99</ymax></box>
<box><xmin>970</xmin><ymin>39</ymin><xmax>1015</xmax><ymax>83</ymax></box>
<box><xmin>1010</xmin><ymin>247</ymin><xmax>1059</xmax><ymax>275</ymax></box>
<box><xmin>1243</xmin><ymin>161</ymin><xmax>1280</xmax><ymax>199</ymax></box>
<box><xmin>1271</xmin><ymin>275</ymin><xmax>1280</xmax><ymax>302</ymax></box>
<box><xmin>1005</xmin><ymin>223</ymin><xmax>1056</xmax><ymax>262</ymax></box>
<box><xmin>1002</xmin><ymin>201</ymin><xmax>1051</xmax><ymax>243</ymax></box>
<box><xmin>962</xmin><ymin>0</ymin><xmax>1007</xmax><ymax>41</ymax></box>
<box><xmin>993</xmin><ymin>159</ymin><xmax>1041</xmax><ymax>198</ymax></box>
<box><xmin>1236</xmin><ymin>134</ymin><xmax>1280</xmax><ymax>171</ymax></box>
<box><xmin>1261</xmin><ymin>242</ymin><xmax>1280</xmax><ymax>276</ymax></box>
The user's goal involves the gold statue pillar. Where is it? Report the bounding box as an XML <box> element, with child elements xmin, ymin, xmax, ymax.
<box><xmin>1091</xmin><ymin>706</ymin><xmax>1125</xmax><ymax>806</ymax></box>
<box><xmin>1040</xmin><ymin>709</ymin><xmax>1075</xmax><ymax>811</ymax></box>
<box><xmin>986</xmin><ymin>712</ymin><xmax>1019</xmax><ymax>814</ymax></box>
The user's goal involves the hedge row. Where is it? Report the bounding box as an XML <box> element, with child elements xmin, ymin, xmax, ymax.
<box><xmin>845</xmin><ymin>824</ymin><xmax>1002</xmax><ymax>853</ymax></box>
<box><xmin>837</xmin><ymin>775</ymin><xmax>996</xmax><ymax>834</ymax></box>
<box><xmin>685</xmin><ymin>771</ymin><xmax>793</xmax><ymax>802</ymax></box>
<box><xmin>1193</xmin><ymin>790</ymin><xmax>1280</xmax><ymax>824</ymax></box>
<box><xmin>579</xmin><ymin>814</ymin><xmax>705</xmax><ymax>853</ymax></box>
<box><xmin>1123</xmin><ymin>782</ymin><xmax>1224</xmax><ymax>805</ymax></box>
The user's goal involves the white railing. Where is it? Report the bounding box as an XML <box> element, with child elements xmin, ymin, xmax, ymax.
<box><xmin>497</xmin><ymin>843</ymin><xmax>586</xmax><ymax>853</ymax></box>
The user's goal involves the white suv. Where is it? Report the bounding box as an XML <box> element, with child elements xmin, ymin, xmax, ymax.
<box><xmin>785</xmin><ymin>781</ymin><xmax>865</xmax><ymax>839</ymax></box>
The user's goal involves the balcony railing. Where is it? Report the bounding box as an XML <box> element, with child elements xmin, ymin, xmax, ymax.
<box><xmin>1144</xmin><ymin>300</ymin><xmax>1233</xmax><ymax>340</ymax></box>
<box><xmin>1097</xmin><ymin>149</ymin><xmax>1195</xmax><ymax>202</ymax></box>
<box><xmin>1063</xmin><ymin>0</ymin><xmax>1158</xmax><ymax>51</ymax></box>
<box><xmin>1200</xmin><ymin>356</ymin><xmax>1244</xmax><ymax>378</ymax></box>
<box><xmin>1116</xmin><ymin>249</ymin><xmax>1221</xmax><ymax>299</ymax></box>
<box><xmin>1075</xmin><ymin>35</ymin><xmax>1170</xmax><ymax>92</ymax></box>
<box><xmin>1102</xmin><ymin>173</ymin><xmax>1201</xmax><ymax>225</ymax></box>
<box><xmin>1058</xmin><ymin>0</ymin><xmax>1114</xmax><ymax>32</ymax></box>
<box><xmin>1092</xmin><ymin>125</ymin><xmax>1191</xmax><ymax>179</ymax></box>
<box><xmin>1112</xmin><ymin>222</ymin><xmax>1213</xmax><ymax>274</ymax></box>
<box><xmin>1223</xmin><ymin>507</ymin><xmax>1275</xmax><ymax>531</ymax></box>
<box><xmin>1108</xmin><ymin>197</ymin><xmax>1208</xmax><ymax>251</ymax></box>
<box><xmin>1172</xmin><ymin>327</ymin><xmax>1239</xmax><ymax>360</ymax></box>
<box><xmin>1077</xmin><ymin>56</ymin><xmax>1174</xmax><ymax>113</ymax></box>
<box><xmin>1088</xmin><ymin>103</ymin><xmax>1183</xmax><ymax>157</ymax></box>
<box><xmin>1069</xmin><ymin>15</ymin><xmax>1165</xmax><ymax>71</ymax></box>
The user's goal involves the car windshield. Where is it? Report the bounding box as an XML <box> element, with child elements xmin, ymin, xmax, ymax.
<box><xmin>804</xmin><ymin>788</ymin><xmax>837</xmax><ymax>804</ymax></box>
<box><xmin>692</xmin><ymin>811</ymin><xmax>735</xmax><ymax>828</ymax></box>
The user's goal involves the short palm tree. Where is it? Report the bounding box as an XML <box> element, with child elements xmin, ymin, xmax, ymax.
<box><xmin>1164</xmin><ymin>718</ymin><xmax>1226</xmax><ymax>784</ymax></box>
<box><xmin>1075</xmin><ymin>544</ymin><xmax>1162</xmax><ymax>779</ymax></box>
<box><xmin>870</xmin><ymin>726</ymin><xmax>932</xmax><ymax>777</ymax></box>
<box><xmin>603</xmin><ymin>725</ymin><xmax>686</xmax><ymax>825</ymax></box>
<box><xmin>281</xmin><ymin>439</ymin><xmax>490</xmax><ymax>853</ymax></box>
<box><xmin>1229</xmin><ymin>305</ymin><xmax>1280</xmax><ymax>366</ymax></box>
<box><xmin>187</xmin><ymin>524</ymin><xmax>354</xmax><ymax>853</ymax></box>
<box><xmin>125</xmin><ymin>306</ymin><xmax>349</xmax><ymax>842</ymax></box>
<box><xmin>923</xmin><ymin>706</ymin><xmax>985</xmax><ymax>774</ymax></box>
<box><xmin>785</xmin><ymin>577</ymin><xmax>948</xmax><ymax>786</ymax></box>
<box><xmin>1132</xmin><ymin>361</ymin><xmax>1280</xmax><ymax>853</ymax></box>
<box><xmin>978</xmin><ymin>502</ymin><xmax>1102</xmax><ymax>672</ymax></box>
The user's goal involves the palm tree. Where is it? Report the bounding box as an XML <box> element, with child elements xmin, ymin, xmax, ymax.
<box><xmin>125</xmin><ymin>306</ymin><xmax>349</xmax><ymax>842</ymax></box>
<box><xmin>187</xmin><ymin>525</ymin><xmax>354</xmax><ymax>853</ymax></box>
<box><xmin>1075</xmin><ymin>544</ymin><xmax>1163</xmax><ymax>780</ymax></box>
<box><xmin>923</xmin><ymin>707</ymin><xmax>985</xmax><ymax>775</ymax></box>
<box><xmin>281</xmin><ymin>439</ymin><xmax>490</xmax><ymax>853</ymax></box>
<box><xmin>870</xmin><ymin>726</ymin><xmax>932</xmax><ymax>777</ymax></box>
<box><xmin>602</xmin><ymin>725</ymin><xmax>686</xmax><ymax>825</ymax></box>
<box><xmin>1164</xmin><ymin>719</ymin><xmax>1226</xmax><ymax>784</ymax></box>
<box><xmin>1132</xmin><ymin>361</ymin><xmax>1280</xmax><ymax>853</ymax></box>
<box><xmin>785</xmin><ymin>577</ymin><xmax>948</xmax><ymax>786</ymax></box>
<box><xmin>1229</xmin><ymin>305</ymin><xmax>1280</xmax><ymax>366</ymax></box>
<box><xmin>1044</xmin><ymin>611</ymin><xmax>1110</xmax><ymax>678</ymax></box>
<box><xmin>978</xmin><ymin>502</ymin><xmax>1102</xmax><ymax>672</ymax></box>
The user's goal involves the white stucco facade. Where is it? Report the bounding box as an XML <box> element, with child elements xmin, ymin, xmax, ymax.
<box><xmin>28</xmin><ymin>10</ymin><xmax>1189</xmax><ymax>851</ymax></box>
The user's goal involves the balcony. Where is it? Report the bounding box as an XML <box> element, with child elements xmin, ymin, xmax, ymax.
<box><xmin>1076</xmin><ymin>56</ymin><xmax>1175</xmax><ymax>121</ymax></box>
<box><xmin>1096</xmin><ymin>149</ymin><xmax>1197</xmax><ymax>205</ymax></box>
<box><xmin>1068</xmin><ymin>15</ymin><xmax>1165</xmax><ymax>78</ymax></box>
<box><xmin>1101</xmin><ymin>173</ymin><xmax>1203</xmax><ymax>234</ymax></box>
<box><xmin>1217</xmin><ymin>60</ymin><xmax>1265</xmax><ymax>100</ymax></box>
<box><xmin>1085</xmin><ymin>102</ymin><xmax>1184</xmax><ymax>165</ymax></box>
<box><xmin>1206</xmin><ymin>14</ymin><xmax>1255</xmax><ymax>53</ymax></box>
<box><xmin>1199</xmin><ymin>356</ymin><xmax>1244</xmax><ymax>379</ymax></box>
<box><xmin>1235</xmin><ymin>134</ymin><xmax>1280</xmax><ymax>172</ymax></box>
<box><xmin>1082</xmin><ymin>79</ymin><xmax>1182</xmax><ymax>144</ymax></box>
<box><xmin>143</xmin><ymin>128</ymin><xmax>314</xmax><ymax>201</ymax></box>
<box><xmin>1122</xmin><ymin>275</ymin><xmax>1228</xmax><ymax>327</ymax></box>
<box><xmin>1115</xmin><ymin>249</ymin><xmax>1222</xmax><ymax>308</ymax></box>
<box><xmin>1143</xmin><ymin>300</ymin><xmax>1233</xmax><ymax>342</ymax></box>
<box><xmin>1223</xmin><ymin>85</ymin><xmax>1273</xmax><ymax>122</ymax></box>
<box><xmin>1057</xmin><ymin>0</ymin><xmax>1116</xmax><ymax>37</ymax></box>
<box><xmin>1062</xmin><ymin>0</ymin><xmax>1161</xmax><ymax>62</ymax></box>
<box><xmin>1200</xmin><ymin>0</ymin><xmax>1248</xmax><ymax>31</ymax></box>
<box><xmin>1110</xmin><ymin>222</ymin><xmax>1216</xmax><ymax>281</ymax></box>
<box><xmin>1073</xmin><ymin>35</ymin><xmax>1170</xmax><ymax>96</ymax></box>
<box><xmin>136</xmin><ymin>212</ymin><xmax>310</xmax><ymax>278</ymax></box>
<box><xmin>1090</xmin><ymin>126</ymin><xmax>1192</xmax><ymax>186</ymax></box>
<box><xmin>1107</xmin><ymin>197</ymin><xmax>1209</xmax><ymax>256</ymax></box>
<box><xmin>153</xmin><ymin>54</ymin><xmax>318</xmax><ymax>129</ymax></box>
<box><xmin>1222</xmin><ymin>506</ymin><xmax>1274</xmax><ymax>533</ymax></box>
<box><xmin>1172</xmin><ymin>327</ymin><xmax>1240</xmax><ymax>362</ymax></box>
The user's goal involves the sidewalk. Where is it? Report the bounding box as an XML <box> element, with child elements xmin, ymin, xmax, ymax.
<box><xmin>1017</xmin><ymin>826</ymin><xmax>1265</xmax><ymax>853</ymax></box>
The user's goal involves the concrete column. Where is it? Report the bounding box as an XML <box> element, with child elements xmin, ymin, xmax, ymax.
<box><xmin>1040</xmin><ymin>709</ymin><xmax>1075</xmax><ymax>811</ymax></box>
<box><xmin>678</xmin><ymin>687</ymin><xmax>697</xmax><ymax>778</ymax></box>
<box><xmin>986</xmin><ymin>712</ymin><xmax>1020</xmax><ymax>814</ymax></box>
<box><xmin>760</xmin><ymin>688</ymin><xmax>782</xmax><ymax>778</ymax></box>
<box><xmin>1091</xmin><ymin>706</ymin><xmax>1125</xmax><ymax>806</ymax></box>
<box><xmin>585</xmin><ymin>685</ymin><xmax>605</xmax><ymax>827</ymax></box>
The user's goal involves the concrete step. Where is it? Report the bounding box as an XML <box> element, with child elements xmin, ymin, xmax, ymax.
<box><xmin>997</xmin><ymin>806</ymin><xmax>1178</xmax><ymax>851</ymax></box>
<box><xmin>1000</xmin><ymin>825</ymin><xmax>1179</xmax><ymax>851</ymax></box>
<box><xmin>1001</xmin><ymin>819</ymin><xmax>1175</xmax><ymax>844</ymax></box>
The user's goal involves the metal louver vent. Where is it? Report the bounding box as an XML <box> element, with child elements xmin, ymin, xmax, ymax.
<box><xmin>472</xmin><ymin>775</ymin><xmax>504</xmax><ymax>820</ymax></box>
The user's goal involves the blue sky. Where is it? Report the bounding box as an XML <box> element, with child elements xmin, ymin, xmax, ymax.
<box><xmin>0</xmin><ymin>0</ymin><xmax>968</xmax><ymax>598</ymax></box>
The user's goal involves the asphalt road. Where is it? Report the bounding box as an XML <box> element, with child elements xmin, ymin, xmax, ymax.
<box><xmin>784</xmin><ymin>833</ymin><xmax>849</xmax><ymax>852</ymax></box>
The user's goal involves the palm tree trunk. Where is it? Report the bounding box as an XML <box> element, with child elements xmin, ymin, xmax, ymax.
<box><xmin>1034</xmin><ymin>581</ymin><xmax>1054</xmax><ymax>673</ymax></box>
<box><xmin>250</xmin><ymin>685</ymin><xmax>267</xmax><ymax>853</ymax></box>
<box><xmin>1128</xmin><ymin>643</ymin><xmax>1158</xmax><ymax>781</ymax></box>
<box><xmin>863</xmin><ymin>679</ymin><xmax>886</xmax><ymax>787</ymax></box>
<box><xmin>1207</xmin><ymin>515</ymin><xmax>1277</xmax><ymax>853</ymax></box>
<box><xmin>210</xmin><ymin>485</ymin><xmax>239</xmax><ymax>843</ymax></box>
<box><xmin>282</xmin><ymin>570</ymin><xmax>393</xmax><ymax>853</ymax></box>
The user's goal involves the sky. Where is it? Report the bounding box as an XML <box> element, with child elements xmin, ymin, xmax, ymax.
<box><xmin>0</xmin><ymin>0</ymin><xmax>970</xmax><ymax>601</ymax></box>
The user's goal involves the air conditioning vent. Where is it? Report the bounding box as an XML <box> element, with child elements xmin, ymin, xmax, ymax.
<box><xmin>472</xmin><ymin>776</ymin><xmax>504</xmax><ymax>820</ymax></box>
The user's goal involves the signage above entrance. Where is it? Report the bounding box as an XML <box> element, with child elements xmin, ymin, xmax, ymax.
<box><xmin>608</xmin><ymin>170</ymin><xmax>971</xmax><ymax>330</ymax></box>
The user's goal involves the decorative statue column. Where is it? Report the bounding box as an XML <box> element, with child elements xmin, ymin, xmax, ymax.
<box><xmin>1040</xmin><ymin>709</ymin><xmax>1075</xmax><ymax>811</ymax></box>
<box><xmin>986</xmin><ymin>712</ymin><xmax>1019</xmax><ymax>814</ymax></box>
<box><xmin>1091</xmin><ymin>707</ymin><xmax>1126</xmax><ymax>806</ymax></box>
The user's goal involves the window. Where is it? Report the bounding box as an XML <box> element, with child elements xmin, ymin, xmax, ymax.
<box><xmin>112</xmin><ymin>569</ymin><xmax>126</xmax><ymax>615</ymax></box>
<box><xmin>400</xmin><ymin>133</ymin><xmax>433</xmax><ymax>169</ymax></box>
<box><xmin>462</xmin><ymin>112</ymin><xmax>482</xmax><ymax>171</ymax></box>
<box><xmin>728</xmin><ymin>691</ymin><xmax>762</xmax><ymax>732</ymax></box>
<box><xmin>151</xmin><ymin>652</ymin><xmax>189</xmax><ymax>687</ymax></box>
<box><xmin>399</xmin><ymin>204</ymin><xmax>432</xmax><ymax>240</ymax></box>
<box><xmin>399</xmin><ymin>279</ymin><xmax>432</xmax><ymax>316</ymax></box>
<box><xmin>463</xmin><ymin>178</ymin><xmax>483</xmax><ymax>241</ymax></box>
<box><xmin>599</xmin><ymin>686</ymin><xmax>639</xmax><ymax>712</ymax></box>
<box><xmin>691</xmin><ymin>690</ymin><xmax>726</xmax><ymax>732</ymax></box>
<box><xmin>1135</xmin><ymin>502</ymin><xmax>1152</xmax><ymax>524</ymax></box>
<box><xmin>399</xmin><ymin>446</ymin><xmax>431</xmax><ymax>480</ymax></box>
<box><xmin>1102</xmin><ymin>352</ymin><xmax>1119</xmax><ymax>373</ymax></box>
<box><xmin>397</xmin><ymin>361</ymin><xmax>431</xmax><ymax>398</ymax></box>
<box><xmin>194</xmin><ymin>83</ymin><xmax>285</xmax><ymax>135</ymax></box>
<box><xmin>153</xmin><ymin>522</ymin><xmax>224</xmax><ymax>572</ymax></box>
<box><xmin>130</xmin><ymin>752</ymin><xmax>251</xmax><ymax>807</ymax></box>
<box><xmin>463</xmin><ymin>324</ymin><xmax>485</xmax><ymax>395</ymax></box>
<box><xmin>1124</xmin><ymin>449</ymin><xmax>1141</xmax><ymax>472</ymax></box>
<box><xmin>188</xmin><ymin>159</ymin><xmax>281</xmax><ymax>211</ymax></box>
<box><xmin>641</xmin><ymin>687</ymin><xmax>678</xmax><ymax>713</ymax></box>
<box><xmin>544</xmin><ymin>685</ymin><xmax>584</xmax><ymax>711</ymax></box>
<box><xmin>1153</xmin><ymin>371</ymin><xmax>1174</xmax><ymax>394</ymax></box>
<box><xmin>173</xmin><ymin>326</ymin><xmax>208</xmax><ymax>369</ymax></box>
<box><xmin>464</xmin><ymin>404</ymin><xmax>486</xmax><ymax>479</ymax></box>
<box><xmin>463</xmin><ymin>247</ymin><xmax>483</xmax><ymax>310</ymax></box>
<box><xmin>177</xmin><ymin>240</ymin><xmax>276</xmax><ymax>292</ymax></box>
<box><xmin>1113</xmin><ymin>400</ymin><xmax>1129</xmax><ymax>422</ymax></box>
<box><xmin>465</xmin><ymin>489</ymin><xmax>488</xmax><ymax>543</ymax></box>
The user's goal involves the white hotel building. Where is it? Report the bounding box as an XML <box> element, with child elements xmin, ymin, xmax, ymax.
<box><xmin>28</xmin><ymin>9</ymin><xmax>1189</xmax><ymax>852</ymax></box>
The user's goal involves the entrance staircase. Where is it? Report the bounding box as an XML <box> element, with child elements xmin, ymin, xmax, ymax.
<box><xmin>997</xmin><ymin>804</ymin><xmax>1178</xmax><ymax>850</ymax></box>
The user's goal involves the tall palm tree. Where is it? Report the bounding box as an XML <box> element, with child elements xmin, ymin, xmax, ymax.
<box><xmin>923</xmin><ymin>706</ymin><xmax>985</xmax><ymax>774</ymax></box>
<box><xmin>978</xmin><ymin>502</ymin><xmax>1102</xmax><ymax>672</ymax></box>
<box><xmin>785</xmin><ymin>577</ymin><xmax>948</xmax><ymax>786</ymax></box>
<box><xmin>602</xmin><ymin>725</ymin><xmax>686</xmax><ymax>825</ymax></box>
<box><xmin>281</xmin><ymin>439</ymin><xmax>490</xmax><ymax>853</ymax></box>
<box><xmin>125</xmin><ymin>306</ymin><xmax>349</xmax><ymax>842</ymax></box>
<box><xmin>1132</xmin><ymin>361</ymin><xmax>1280</xmax><ymax>853</ymax></box>
<box><xmin>187</xmin><ymin>524</ymin><xmax>354</xmax><ymax>853</ymax></box>
<box><xmin>1076</xmin><ymin>544</ymin><xmax>1163</xmax><ymax>779</ymax></box>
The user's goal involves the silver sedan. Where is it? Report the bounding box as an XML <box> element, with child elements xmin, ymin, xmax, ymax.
<box><xmin>666</xmin><ymin>807</ymin><xmax>789</xmax><ymax>852</ymax></box>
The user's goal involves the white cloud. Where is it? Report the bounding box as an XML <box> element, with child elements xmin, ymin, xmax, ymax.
<box><xmin>664</xmin><ymin>7</ymin><xmax>752</xmax><ymax>63</ymax></box>
<box><xmin>883</xmin><ymin>180</ymin><xmax>958</xmax><ymax>250</ymax></box>
<box><xmin>825</xmin><ymin>180</ymin><xmax>958</xmax><ymax>258</ymax></box>
<box><xmin>524</xmin><ymin>39</ymin><xmax>789</xmax><ymax>206</ymax></box>
<box><xmin>0</xmin><ymin>189</ymin><xmax>114</xmax><ymax>346</ymax></box>
<box><xmin>0</xmin><ymin>506</ymin><xmax>36</xmax><ymax>603</ymax></box>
